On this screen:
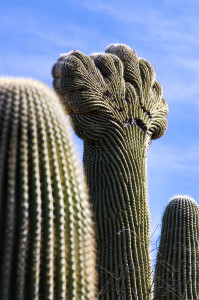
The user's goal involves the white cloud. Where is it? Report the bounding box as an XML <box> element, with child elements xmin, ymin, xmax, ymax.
<box><xmin>0</xmin><ymin>54</ymin><xmax>55</xmax><ymax>85</ymax></box>
<box><xmin>163</xmin><ymin>77</ymin><xmax>199</xmax><ymax>106</ymax></box>
<box><xmin>70</xmin><ymin>0</ymin><xmax>199</xmax><ymax>111</ymax></box>
<box><xmin>177</xmin><ymin>56</ymin><xmax>199</xmax><ymax>72</ymax></box>
<box><xmin>0</xmin><ymin>9</ymin><xmax>105</xmax><ymax>52</ymax></box>
<box><xmin>71</xmin><ymin>0</ymin><xmax>113</xmax><ymax>13</ymax></box>
<box><xmin>0</xmin><ymin>8</ymin><xmax>109</xmax><ymax>82</ymax></box>
<box><xmin>148</xmin><ymin>141</ymin><xmax>199</xmax><ymax>261</ymax></box>
<box><xmin>148</xmin><ymin>143</ymin><xmax>199</xmax><ymax>174</ymax></box>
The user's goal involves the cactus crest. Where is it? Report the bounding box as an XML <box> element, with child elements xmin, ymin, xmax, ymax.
<box><xmin>154</xmin><ymin>195</ymin><xmax>199</xmax><ymax>300</ymax></box>
<box><xmin>0</xmin><ymin>77</ymin><xmax>97</xmax><ymax>300</ymax></box>
<box><xmin>52</xmin><ymin>44</ymin><xmax>168</xmax><ymax>144</ymax></box>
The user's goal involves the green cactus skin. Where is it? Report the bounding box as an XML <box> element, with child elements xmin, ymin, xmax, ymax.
<box><xmin>154</xmin><ymin>196</ymin><xmax>199</xmax><ymax>300</ymax></box>
<box><xmin>52</xmin><ymin>44</ymin><xmax>168</xmax><ymax>299</ymax></box>
<box><xmin>0</xmin><ymin>78</ymin><xmax>97</xmax><ymax>300</ymax></box>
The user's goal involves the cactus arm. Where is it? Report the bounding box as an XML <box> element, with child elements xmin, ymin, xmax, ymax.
<box><xmin>154</xmin><ymin>196</ymin><xmax>199</xmax><ymax>299</ymax></box>
<box><xmin>0</xmin><ymin>78</ymin><xmax>97</xmax><ymax>300</ymax></box>
<box><xmin>52</xmin><ymin>44</ymin><xmax>168</xmax><ymax>299</ymax></box>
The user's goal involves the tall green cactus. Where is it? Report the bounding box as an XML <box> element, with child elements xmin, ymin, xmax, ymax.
<box><xmin>154</xmin><ymin>196</ymin><xmax>199</xmax><ymax>299</ymax></box>
<box><xmin>52</xmin><ymin>44</ymin><xmax>168</xmax><ymax>299</ymax></box>
<box><xmin>0</xmin><ymin>78</ymin><xmax>97</xmax><ymax>300</ymax></box>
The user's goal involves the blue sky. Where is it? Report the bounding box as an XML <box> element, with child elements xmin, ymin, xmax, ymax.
<box><xmin>1</xmin><ymin>0</ymin><xmax>199</xmax><ymax>265</ymax></box>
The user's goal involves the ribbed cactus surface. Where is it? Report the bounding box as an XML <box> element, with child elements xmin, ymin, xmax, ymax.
<box><xmin>0</xmin><ymin>78</ymin><xmax>96</xmax><ymax>300</ymax></box>
<box><xmin>52</xmin><ymin>44</ymin><xmax>168</xmax><ymax>299</ymax></box>
<box><xmin>154</xmin><ymin>196</ymin><xmax>199</xmax><ymax>300</ymax></box>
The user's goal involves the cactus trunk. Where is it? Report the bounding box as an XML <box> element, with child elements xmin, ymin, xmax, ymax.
<box><xmin>83</xmin><ymin>128</ymin><xmax>152</xmax><ymax>299</ymax></box>
<box><xmin>0</xmin><ymin>78</ymin><xmax>96</xmax><ymax>300</ymax></box>
<box><xmin>154</xmin><ymin>196</ymin><xmax>199</xmax><ymax>299</ymax></box>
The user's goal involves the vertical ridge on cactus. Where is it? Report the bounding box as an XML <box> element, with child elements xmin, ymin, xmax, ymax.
<box><xmin>154</xmin><ymin>195</ymin><xmax>199</xmax><ymax>299</ymax></box>
<box><xmin>52</xmin><ymin>43</ymin><xmax>168</xmax><ymax>299</ymax></box>
<box><xmin>0</xmin><ymin>77</ymin><xmax>97</xmax><ymax>300</ymax></box>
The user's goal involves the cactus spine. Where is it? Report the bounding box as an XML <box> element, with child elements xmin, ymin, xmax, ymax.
<box><xmin>154</xmin><ymin>196</ymin><xmax>199</xmax><ymax>299</ymax></box>
<box><xmin>0</xmin><ymin>78</ymin><xmax>96</xmax><ymax>300</ymax></box>
<box><xmin>52</xmin><ymin>44</ymin><xmax>168</xmax><ymax>299</ymax></box>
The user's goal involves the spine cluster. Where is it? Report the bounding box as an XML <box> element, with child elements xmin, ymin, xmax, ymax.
<box><xmin>0</xmin><ymin>78</ymin><xmax>96</xmax><ymax>300</ymax></box>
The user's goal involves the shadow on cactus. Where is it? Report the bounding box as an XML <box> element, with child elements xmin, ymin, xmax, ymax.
<box><xmin>154</xmin><ymin>195</ymin><xmax>199</xmax><ymax>300</ymax></box>
<box><xmin>52</xmin><ymin>44</ymin><xmax>168</xmax><ymax>299</ymax></box>
<box><xmin>0</xmin><ymin>78</ymin><xmax>97</xmax><ymax>300</ymax></box>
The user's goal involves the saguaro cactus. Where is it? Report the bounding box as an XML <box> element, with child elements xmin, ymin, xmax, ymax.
<box><xmin>154</xmin><ymin>196</ymin><xmax>199</xmax><ymax>300</ymax></box>
<box><xmin>0</xmin><ymin>78</ymin><xmax>96</xmax><ymax>300</ymax></box>
<box><xmin>52</xmin><ymin>44</ymin><xmax>168</xmax><ymax>299</ymax></box>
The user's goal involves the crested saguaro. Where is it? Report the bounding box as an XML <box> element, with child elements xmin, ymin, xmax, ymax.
<box><xmin>0</xmin><ymin>78</ymin><xmax>96</xmax><ymax>300</ymax></box>
<box><xmin>52</xmin><ymin>44</ymin><xmax>168</xmax><ymax>299</ymax></box>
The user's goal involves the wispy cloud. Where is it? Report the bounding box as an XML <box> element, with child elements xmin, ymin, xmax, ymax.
<box><xmin>0</xmin><ymin>54</ymin><xmax>55</xmax><ymax>85</ymax></box>
<box><xmin>148</xmin><ymin>141</ymin><xmax>199</xmax><ymax>260</ymax></box>
<box><xmin>70</xmin><ymin>0</ymin><xmax>199</xmax><ymax>111</ymax></box>
<box><xmin>163</xmin><ymin>78</ymin><xmax>199</xmax><ymax>107</ymax></box>
<box><xmin>148</xmin><ymin>143</ymin><xmax>199</xmax><ymax>174</ymax></box>
<box><xmin>0</xmin><ymin>8</ymin><xmax>106</xmax><ymax>52</ymax></box>
<box><xmin>0</xmin><ymin>7</ymin><xmax>108</xmax><ymax>82</ymax></box>
<box><xmin>70</xmin><ymin>0</ymin><xmax>113</xmax><ymax>13</ymax></box>
<box><xmin>71</xmin><ymin>0</ymin><xmax>199</xmax><ymax>44</ymax></box>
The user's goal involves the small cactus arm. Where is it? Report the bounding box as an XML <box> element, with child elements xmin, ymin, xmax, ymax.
<box><xmin>0</xmin><ymin>78</ymin><xmax>97</xmax><ymax>300</ymax></box>
<box><xmin>154</xmin><ymin>196</ymin><xmax>199</xmax><ymax>300</ymax></box>
<box><xmin>52</xmin><ymin>44</ymin><xmax>168</xmax><ymax>299</ymax></box>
